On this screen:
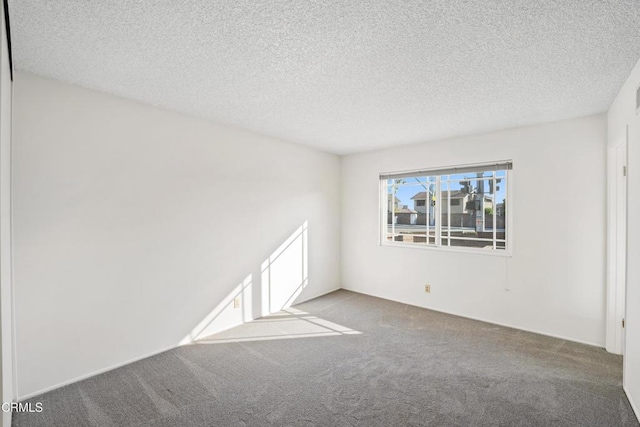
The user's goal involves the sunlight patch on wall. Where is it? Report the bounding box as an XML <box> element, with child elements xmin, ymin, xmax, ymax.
<box><xmin>262</xmin><ymin>221</ymin><xmax>308</xmax><ymax>314</ymax></box>
<box><xmin>181</xmin><ymin>222</ymin><xmax>311</xmax><ymax>345</ymax></box>
<box><xmin>180</xmin><ymin>274</ymin><xmax>253</xmax><ymax>345</ymax></box>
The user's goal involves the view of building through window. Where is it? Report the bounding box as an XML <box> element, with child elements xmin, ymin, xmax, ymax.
<box><xmin>383</xmin><ymin>166</ymin><xmax>509</xmax><ymax>251</ymax></box>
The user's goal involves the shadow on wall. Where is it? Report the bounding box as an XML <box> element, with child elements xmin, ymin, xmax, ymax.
<box><xmin>180</xmin><ymin>221</ymin><xmax>338</xmax><ymax>344</ymax></box>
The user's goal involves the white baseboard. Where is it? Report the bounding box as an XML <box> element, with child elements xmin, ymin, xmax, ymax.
<box><xmin>21</xmin><ymin>286</ymin><xmax>602</xmax><ymax>401</ymax></box>
<box><xmin>292</xmin><ymin>286</ymin><xmax>342</xmax><ymax>305</ymax></box>
<box><xmin>340</xmin><ymin>287</ymin><xmax>603</xmax><ymax>348</ymax></box>
<box><xmin>18</xmin><ymin>286</ymin><xmax>342</xmax><ymax>401</ymax></box>
<box><xmin>18</xmin><ymin>342</ymin><xmax>180</xmax><ymax>401</ymax></box>
<box><xmin>624</xmin><ymin>386</ymin><xmax>639</xmax><ymax>421</ymax></box>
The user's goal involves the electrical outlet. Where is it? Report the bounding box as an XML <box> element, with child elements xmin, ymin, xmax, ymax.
<box><xmin>233</xmin><ymin>297</ymin><xmax>241</xmax><ymax>308</ymax></box>
<box><xmin>424</xmin><ymin>284</ymin><xmax>431</xmax><ymax>293</ymax></box>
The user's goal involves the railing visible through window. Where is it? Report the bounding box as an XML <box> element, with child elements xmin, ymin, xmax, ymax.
<box><xmin>381</xmin><ymin>162</ymin><xmax>511</xmax><ymax>253</ymax></box>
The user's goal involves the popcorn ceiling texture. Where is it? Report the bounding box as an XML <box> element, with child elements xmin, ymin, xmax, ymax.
<box><xmin>8</xmin><ymin>0</ymin><xmax>640</xmax><ymax>154</ymax></box>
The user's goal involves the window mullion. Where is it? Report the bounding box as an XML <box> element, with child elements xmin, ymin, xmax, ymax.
<box><xmin>493</xmin><ymin>172</ymin><xmax>497</xmax><ymax>250</ymax></box>
<box><xmin>379</xmin><ymin>163</ymin><xmax>510</xmax><ymax>253</ymax></box>
<box><xmin>425</xmin><ymin>177</ymin><xmax>430</xmax><ymax>245</ymax></box>
<box><xmin>391</xmin><ymin>182</ymin><xmax>395</xmax><ymax>241</ymax></box>
<box><xmin>381</xmin><ymin>180</ymin><xmax>387</xmax><ymax>244</ymax></box>
<box><xmin>506</xmin><ymin>170</ymin><xmax>511</xmax><ymax>252</ymax></box>
<box><xmin>435</xmin><ymin>176</ymin><xmax>441</xmax><ymax>247</ymax></box>
<box><xmin>447</xmin><ymin>179</ymin><xmax>451</xmax><ymax>247</ymax></box>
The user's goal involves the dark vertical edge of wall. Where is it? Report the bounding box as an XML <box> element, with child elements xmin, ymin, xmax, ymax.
<box><xmin>2</xmin><ymin>0</ymin><xmax>11</xmax><ymax>80</ymax></box>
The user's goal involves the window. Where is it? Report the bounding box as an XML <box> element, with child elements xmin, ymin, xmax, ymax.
<box><xmin>380</xmin><ymin>162</ymin><xmax>511</xmax><ymax>253</ymax></box>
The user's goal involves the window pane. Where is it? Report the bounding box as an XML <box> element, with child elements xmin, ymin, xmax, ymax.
<box><xmin>385</xmin><ymin>176</ymin><xmax>435</xmax><ymax>245</ymax></box>
<box><xmin>449</xmin><ymin>238</ymin><xmax>495</xmax><ymax>249</ymax></box>
<box><xmin>447</xmin><ymin>171</ymin><xmax>492</xmax><ymax>182</ymax></box>
<box><xmin>440</xmin><ymin>180</ymin><xmax>450</xmax><ymax>245</ymax></box>
<box><xmin>423</xmin><ymin>177</ymin><xmax>437</xmax><ymax>244</ymax></box>
<box><xmin>440</xmin><ymin>178</ymin><xmax>477</xmax><ymax>243</ymax></box>
<box><xmin>385</xmin><ymin>181</ymin><xmax>396</xmax><ymax>242</ymax></box>
<box><xmin>490</xmin><ymin>174</ymin><xmax>507</xmax><ymax>249</ymax></box>
<box><xmin>381</xmin><ymin>165</ymin><xmax>508</xmax><ymax>252</ymax></box>
<box><xmin>439</xmin><ymin>176</ymin><xmax>506</xmax><ymax>246</ymax></box>
<box><xmin>495</xmin><ymin>175</ymin><xmax>507</xmax><ymax>249</ymax></box>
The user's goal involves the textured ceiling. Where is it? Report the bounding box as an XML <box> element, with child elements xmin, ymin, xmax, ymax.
<box><xmin>9</xmin><ymin>1</ymin><xmax>640</xmax><ymax>154</ymax></box>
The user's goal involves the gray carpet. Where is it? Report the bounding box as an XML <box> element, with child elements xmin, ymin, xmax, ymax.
<box><xmin>13</xmin><ymin>290</ymin><xmax>639</xmax><ymax>426</ymax></box>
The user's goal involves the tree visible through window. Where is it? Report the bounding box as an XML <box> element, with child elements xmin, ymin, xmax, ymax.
<box><xmin>380</xmin><ymin>162</ymin><xmax>511</xmax><ymax>252</ymax></box>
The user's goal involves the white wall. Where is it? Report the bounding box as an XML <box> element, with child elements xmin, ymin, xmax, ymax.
<box><xmin>0</xmin><ymin>2</ymin><xmax>14</xmax><ymax>425</ymax></box>
<box><xmin>12</xmin><ymin>72</ymin><xmax>341</xmax><ymax>398</ymax></box>
<box><xmin>609</xmin><ymin>57</ymin><xmax>640</xmax><ymax>418</ymax></box>
<box><xmin>342</xmin><ymin>115</ymin><xmax>608</xmax><ymax>346</ymax></box>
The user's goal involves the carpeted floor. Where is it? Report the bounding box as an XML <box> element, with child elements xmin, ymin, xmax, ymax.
<box><xmin>13</xmin><ymin>290</ymin><xmax>639</xmax><ymax>426</ymax></box>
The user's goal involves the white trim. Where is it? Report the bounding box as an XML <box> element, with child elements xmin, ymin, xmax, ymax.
<box><xmin>435</xmin><ymin>175</ymin><xmax>442</xmax><ymax>246</ymax></box>
<box><xmin>379</xmin><ymin>166</ymin><xmax>512</xmax><ymax>255</ymax></box>
<box><xmin>606</xmin><ymin>134</ymin><xmax>627</xmax><ymax>355</ymax></box>
<box><xmin>17</xmin><ymin>343</ymin><xmax>179</xmax><ymax>401</ymax></box>
<box><xmin>292</xmin><ymin>286</ymin><xmax>342</xmax><ymax>305</ymax></box>
<box><xmin>606</xmin><ymin>145</ymin><xmax>616</xmax><ymax>353</ymax></box>
<box><xmin>10</xmin><ymin>55</ymin><xmax>16</xmax><ymax>406</ymax></box>
<box><xmin>381</xmin><ymin>241</ymin><xmax>512</xmax><ymax>257</ymax></box>
<box><xmin>0</xmin><ymin>3</ymin><xmax>16</xmax><ymax>417</ymax></box>
<box><xmin>379</xmin><ymin>160</ymin><xmax>513</xmax><ymax>180</ymax></box>
<box><xmin>506</xmin><ymin>167</ymin><xmax>514</xmax><ymax>253</ymax></box>
<box><xmin>17</xmin><ymin>285</ymin><xmax>342</xmax><ymax>401</ymax></box>
<box><xmin>378</xmin><ymin>179</ymin><xmax>385</xmax><ymax>246</ymax></box>
<box><xmin>433</xmin><ymin>236</ymin><xmax>506</xmax><ymax>242</ymax></box>
<box><xmin>341</xmin><ymin>287</ymin><xmax>602</xmax><ymax>348</ymax></box>
<box><xmin>493</xmin><ymin>171</ymin><xmax>497</xmax><ymax>249</ymax></box>
<box><xmin>624</xmin><ymin>386</ymin><xmax>639</xmax><ymax>421</ymax></box>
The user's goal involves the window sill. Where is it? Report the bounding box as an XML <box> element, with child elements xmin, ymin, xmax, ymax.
<box><xmin>380</xmin><ymin>241</ymin><xmax>513</xmax><ymax>257</ymax></box>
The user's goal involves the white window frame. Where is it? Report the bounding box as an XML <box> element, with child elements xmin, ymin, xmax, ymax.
<box><xmin>379</xmin><ymin>161</ymin><xmax>513</xmax><ymax>256</ymax></box>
